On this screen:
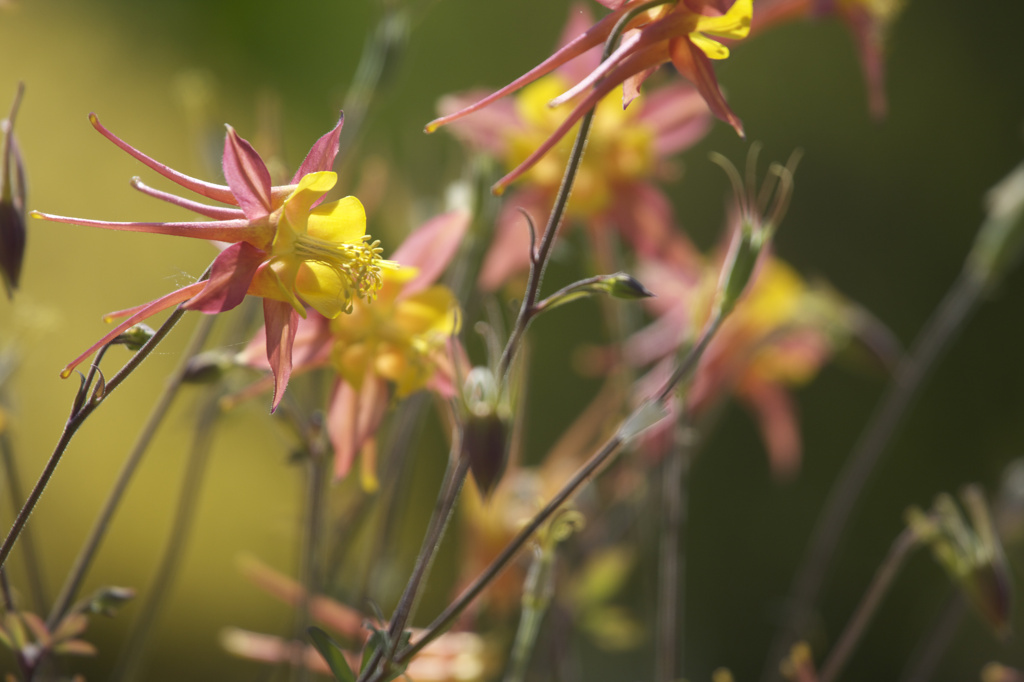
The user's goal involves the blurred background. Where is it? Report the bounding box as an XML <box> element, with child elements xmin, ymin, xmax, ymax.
<box><xmin>1</xmin><ymin>0</ymin><xmax>1024</xmax><ymax>679</ymax></box>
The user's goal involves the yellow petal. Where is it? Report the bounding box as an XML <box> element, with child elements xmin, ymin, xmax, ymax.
<box><xmin>295</xmin><ymin>261</ymin><xmax>351</xmax><ymax>319</ymax></box>
<box><xmin>283</xmin><ymin>171</ymin><xmax>338</xmax><ymax>232</ymax></box>
<box><xmin>695</xmin><ymin>0</ymin><xmax>752</xmax><ymax>41</ymax></box>
<box><xmin>394</xmin><ymin>286</ymin><xmax>459</xmax><ymax>336</ymax></box>
<box><xmin>690</xmin><ymin>33</ymin><xmax>731</xmax><ymax>60</ymax></box>
<box><xmin>307</xmin><ymin>195</ymin><xmax>367</xmax><ymax>244</ymax></box>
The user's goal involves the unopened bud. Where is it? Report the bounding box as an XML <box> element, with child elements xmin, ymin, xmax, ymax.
<box><xmin>1</xmin><ymin>83</ymin><xmax>26</xmax><ymax>299</ymax></box>
<box><xmin>461</xmin><ymin>367</ymin><xmax>511</xmax><ymax>497</ymax></box>
<box><xmin>80</xmin><ymin>586</ymin><xmax>135</xmax><ymax>617</ymax></box>
<box><xmin>113</xmin><ymin>323</ymin><xmax>155</xmax><ymax>351</ymax></box>
<box><xmin>535</xmin><ymin>272</ymin><xmax>653</xmax><ymax>315</ymax></box>
<box><xmin>967</xmin><ymin>162</ymin><xmax>1024</xmax><ymax>289</ymax></box>
<box><xmin>182</xmin><ymin>349</ymin><xmax>236</xmax><ymax>384</ymax></box>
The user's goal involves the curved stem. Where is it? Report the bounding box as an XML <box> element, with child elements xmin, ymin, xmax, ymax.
<box><xmin>0</xmin><ymin>298</ymin><xmax>198</xmax><ymax>573</ymax></box>
<box><xmin>762</xmin><ymin>268</ymin><xmax>986</xmax><ymax>680</ymax></box>
<box><xmin>46</xmin><ymin>313</ymin><xmax>217</xmax><ymax>629</ymax></box>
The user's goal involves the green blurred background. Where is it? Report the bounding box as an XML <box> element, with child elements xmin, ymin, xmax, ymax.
<box><xmin>2</xmin><ymin>0</ymin><xmax>1024</xmax><ymax>679</ymax></box>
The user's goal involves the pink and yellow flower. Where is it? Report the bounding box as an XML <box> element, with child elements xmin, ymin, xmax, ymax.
<box><xmin>427</xmin><ymin>0</ymin><xmax>752</xmax><ymax>194</ymax></box>
<box><xmin>237</xmin><ymin>209</ymin><xmax>469</xmax><ymax>482</ymax></box>
<box><xmin>439</xmin><ymin>7</ymin><xmax>712</xmax><ymax>290</ymax></box>
<box><xmin>33</xmin><ymin>114</ymin><xmax>389</xmax><ymax>409</ymax></box>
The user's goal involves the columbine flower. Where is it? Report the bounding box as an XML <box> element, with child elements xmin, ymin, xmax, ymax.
<box><xmin>32</xmin><ymin>113</ymin><xmax>389</xmax><ymax>409</ymax></box>
<box><xmin>439</xmin><ymin>5</ymin><xmax>712</xmax><ymax>290</ymax></box>
<box><xmin>236</xmin><ymin>210</ymin><xmax>469</xmax><ymax>482</ymax></box>
<box><xmin>751</xmin><ymin>0</ymin><xmax>906</xmax><ymax>118</ymax></box>
<box><xmin>426</xmin><ymin>0</ymin><xmax>751</xmax><ymax>193</ymax></box>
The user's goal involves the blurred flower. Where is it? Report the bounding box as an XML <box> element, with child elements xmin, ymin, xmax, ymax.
<box><xmin>223</xmin><ymin>556</ymin><xmax>494</xmax><ymax>682</ymax></box>
<box><xmin>905</xmin><ymin>486</ymin><xmax>1014</xmax><ymax>638</ymax></box>
<box><xmin>427</xmin><ymin>0</ymin><xmax>751</xmax><ymax>194</ymax></box>
<box><xmin>237</xmin><ymin>210</ymin><xmax>469</xmax><ymax>482</ymax></box>
<box><xmin>1</xmin><ymin>83</ymin><xmax>26</xmax><ymax>299</ymax></box>
<box><xmin>0</xmin><ymin>610</ymin><xmax>97</xmax><ymax>673</ymax></box>
<box><xmin>751</xmin><ymin>0</ymin><xmax>907</xmax><ymax>118</ymax></box>
<box><xmin>441</xmin><ymin>5</ymin><xmax>711</xmax><ymax>290</ymax></box>
<box><xmin>33</xmin><ymin>114</ymin><xmax>389</xmax><ymax>409</ymax></box>
<box><xmin>983</xmin><ymin>663</ymin><xmax>1024</xmax><ymax>682</ymax></box>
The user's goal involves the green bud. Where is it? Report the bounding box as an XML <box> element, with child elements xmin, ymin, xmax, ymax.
<box><xmin>535</xmin><ymin>272</ymin><xmax>654</xmax><ymax>315</ymax></box>
<box><xmin>113</xmin><ymin>323</ymin><xmax>156</xmax><ymax>351</ymax></box>
<box><xmin>1</xmin><ymin>83</ymin><xmax>26</xmax><ymax>299</ymax></box>
<box><xmin>78</xmin><ymin>585</ymin><xmax>135</xmax><ymax>617</ymax></box>
<box><xmin>714</xmin><ymin>219</ymin><xmax>765</xmax><ymax>317</ymax></box>
<box><xmin>966</xmin><ymin>162</ymin><xmax>1024</xmax><ymax>289</ymax></box>
<box><xmin>182</xmin><ymin>349</ymin><xmax>236</xmax><ymax>384</ymax></box>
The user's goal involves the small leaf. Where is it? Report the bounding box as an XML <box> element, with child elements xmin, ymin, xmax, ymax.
<box><xmin>308</xmin><ymin>626</ymin><xmax>355</xmax><ymax>682</ymax></box>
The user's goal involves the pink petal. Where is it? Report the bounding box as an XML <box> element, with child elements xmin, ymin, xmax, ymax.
<box><xmin>392</xmin><ymin>210</ymin><xmax>471</xmax><ymax>297</ymax></box>
<box><xmin>741</xmin><ymin>380</ymin><xmax>802</xmax><ymax>480</ymax></box>
<box><xmin>668</xmin><ymin>37</ymin><xmax>744</xmax><ymax>137</ymax></box>
<box><xmin>32</xmin><ymin>212</ymin><xmax>260</xmax><ymax>244</ymax></box>
<box><xmin>291</xmin><ymin>114</ymin><xmax>345</xmax><ymax>183</ymax></box>
<box><xmin>183</xmin><ymin>242</ymin><xmax>266</xmax><ymax>314</ymax></box>
<box><xmin>556</xmin><ymin>3</ymin><xmax>604</xmax><ymax>83</ymax></box>
<box><xmin>636</xmin><ymin>82</ymin><xmax>713</xmax><ymax>155</ymax></box>
<box><xmin>842</xmin><ymin>5</ymin><xmax>888</xmax><ymax>119</ymax></box>
<box><xmin>327</xmin><ymin>375</ymin><xmax>389</xmax><ymax>481</ymax></box>
<box><xmin>608</xmin><ymin>183</ymin><xmax>698</xmax><ymax>265</ymax></box>
<box><xmin>263</xmin><ymin>299</ymin><xmax>300</xmax><ymax>412</ymax></box>
<box><xmin>437</xmin><ymin>92</ymin><xmax>521</xmax><ymax>157</ymax></box>
<box><xmin>223</xmin><ymin>126</ymin><xmax>273</xmax><ymax>220</ymax></box>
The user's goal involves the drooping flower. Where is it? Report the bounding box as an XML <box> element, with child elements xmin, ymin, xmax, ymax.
<box><xmin>750</xmin><ymin>0</ymin><xmax>906</xmax><ymax>119</ymax></box>
<box><xmin>426</xmin><ymin>0</ymin><xmax>752</xmax><ymax>194</ymax></box>
<box><xmin>439</xmin><ymin>6</ymin><xmax>712</xmax><ymax>290</ymax></box>
<box><xmin>32</xmin><ymin>113</ymin><xmax>390</xmax><ymax>409</ymax></box>
<box><xmin>235</xmin><ymin>209</ymin><xmax>469</xmax><ymax>482</ymax></box>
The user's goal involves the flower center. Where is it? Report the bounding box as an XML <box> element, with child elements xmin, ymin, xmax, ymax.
<box><xmin>287</xmin><ymin>232</ymin><xmax>387</xmax><ymax>314</ymax></box>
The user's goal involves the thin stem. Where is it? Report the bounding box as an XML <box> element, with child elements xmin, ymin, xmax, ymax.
<box><xmin>0</xmin><ymin>430</ymin><xmax>47</xmax><ymax>611</ymax></box>
<box><xmin>293</xmin><ymin>431</ymin><xmax>330</xmax><ymax>682</ymax></box>
<box><xmin>0</xmin><ymin>298</ymin><xmax>197</xmax><ymax>572</ymax></box>
<box><xmin>897</xmin><ymin>592</ymin><xmax>966</xmax><ymax>682</ymax></box>
<box><xmin>818</xmin><ymin>527</ymin><xmax>918</xmax><ymax>682</ymax></box>
<box><xmin>358</xmin><ymin>448</ymin><xmax>470</xmax><ymax>682</ymax></box>
<box><xmin>386</xmin><ymin>311</ymin><xmax>727</xmax><ymax>674</ymax></box>
<box><xmin>109</xmin><ymin>386</ymin><xmax>223</xmax><ymax>681</ymax></box>
<box><xmin>655</xmin><ymin>422</ymin><xmax>693</xmax><ymax>682</ymax></box>
<box><xmin>762</xmin><ymin>268</ymin><xmax>986</xmax><ymax>680</ymax></box>
<box><xmin>496</xmin><ymin>0</ymin><xmax>671</xmax><ymax>379</ymax></box>
<box><xmin>46</xmin><ymin>313</ymin><xmax>217</xmax><ymax>629</ymax></box>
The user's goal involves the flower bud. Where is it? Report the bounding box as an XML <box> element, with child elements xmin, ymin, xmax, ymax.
<box><xmin>966</xmin><ymin>162</ymin><xmax>1024</xmax><ymax>290</ymax></box>
<box><xmin>535</xmin><ymin>272</ymin><xmax>654</xmax><ymax>315</ymax></box>
<box><xmin>182</xmin><ymin>349</ymin><xmax>236</xmax><ymax>384</ymax></box>
<box><xmin>113</xmin><ymin>323</ymin><xmax>155</xmax><ymax>351</ymax></box>
<box><xmin>1</xmin><ymin>84</ymin><xmax>26</xmax><ymax>299</ymax></box>
<box><xmin>460</xmin><ymin>366</ymin><xmax>511</xmax><ymax>497</ymax></box>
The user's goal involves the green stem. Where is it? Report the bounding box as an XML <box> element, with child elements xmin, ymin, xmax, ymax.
<box><xmin>0</xmin><ymin>300</ymin><xmax>196</xmax><ymax>573</ymax></box>
<box><xmin>109</xmin><ymin>385</ymin><xmax>223</xmax><ymax>681</ymax></box>
<box><xmin>385</xmin><ymin>310</ymin><xmax>727</xmax><ymax>674</ymax></box>
<box><xmin>45</xmin><ymin>313</ymin><xmax>217</xmax><ymax>629</ymax></box>
<box><xmin>763</xmin><ymin>268</ymin><xmax>986</xmax><ymax>679</ymax></box>
<box><xmin>818</xmin><ymin>528</ymin><xmax>919</xmax><ymax>682</ymax></box>
<box><xmin>0</xmin><ymin>430</ymin><xmax>47</xmax><ymax>611</ymax></box>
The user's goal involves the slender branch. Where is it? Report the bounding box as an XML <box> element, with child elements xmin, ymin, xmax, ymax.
<box><xmin>655</xmin><ymin>421</ymin><xmax>693</xmax><ymax>682</ymax></box>
<box><xmin>109</xmin><ymin>385</ymin><xmax>223</xmax><ymax>681</ymax></box>
<box><xmin>0</xmin><ymin>297</ymin><xmax>199</xmax><ymax>572</ymax></box>
<box><xmin>384</xmin><ymin>310</ymin><xmax>727</xmax><ymax>674</ymax></box>
<box><xmin>818</xmin><ymin>528</ymin><xmax>919</xmax><ymax>682</ymax></box>
<box><xmin>46</xmin><ymin>313</ymin><xmax>217</xmax><ymax>629</ymax></box>
<box><xmin>0</xmin><ymin>431</ymin><xmax>47</xmax><ymax>611</ymax></box>
<box><xmin>762</xmin><ymin>268</ymin><xmax>987</xmax><ymax>680</ymax></box>
<box><xmin>496</xmin><ymin>0</ymin><xmax>672</xmax><ymax>379</ymax></box>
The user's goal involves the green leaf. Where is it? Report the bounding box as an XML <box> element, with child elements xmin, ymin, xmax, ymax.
<box><xmin>308</xmin><ymin>626</ymin><xmax>356</xmax><ymax>682</ymax></box>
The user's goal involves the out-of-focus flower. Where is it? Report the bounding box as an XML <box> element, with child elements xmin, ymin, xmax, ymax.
<box><xmin>625</xmin><ymin>251</ymin><xmax>854</xmax><ymax>476</ymax></box>
<box><xmin>237</xmin><ymin>210</ymin><xmax>469</xmax><ymax>482</ymax></box>
<box><xmin>222</xmin><ymin>556</ymin><xmax>495</xmax><ymax>682</ymax></box>
<box><xmin>1</xmin><ymin>83</ymin><xmax>26</xmax><ymax>299</ymax></box>
<box><xmin>982</xmin><ymin>662</ymin><xmax>1024</xmax><ymax>682</ymax></box>
<box><xmin>751</xmin><ymin>0</ymin><xmax>906</xmax><ymax>119</ymax></box>
<box><xmin>906</xmin><ymin>486</ymin><xmax>1014</xmax><ymax>638</ymax></box>
<box><xmin>778</xmin><ymin>641</ymin><xmax>819</xmax><ymax>682</ymax></box>
<box><xmin>427</xmin><ymin>0</ymin><xmax>751</xmax><ymax>194</ymax></box>
<box><xmin>33</xmin><ymin>114</ymin><xmax>389</xmax><ymax>409</ymax></box>
<box><xmin>441</xmin><ymin>5</ymin><xmax>711</xmax><ymax>290</ymax></box>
